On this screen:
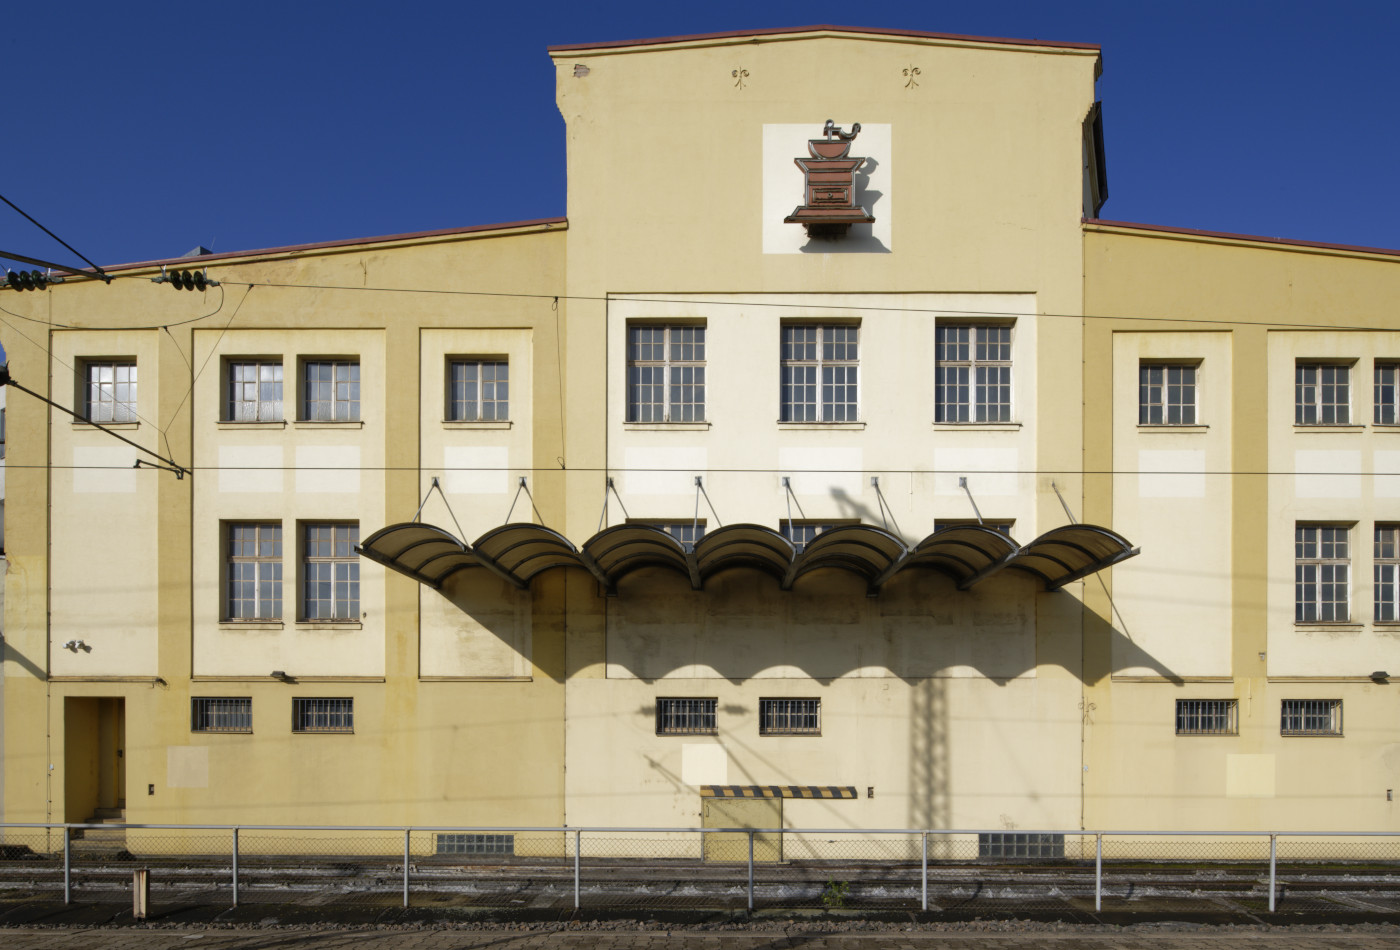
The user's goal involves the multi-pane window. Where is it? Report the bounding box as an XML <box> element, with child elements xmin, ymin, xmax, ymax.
<box><xmin>303</xmin><ymin>360</ymin><xmax>360</xmax><ymax>422</ymax></box>
<box><xmin>780</xmin><ymin>324</ymin><xmax>858</xmax><ymax>422</ymax></box>
<box><xmin>1376</xmin><ymin>526</ymin><xmax>1400</xmax><ymax>622</ymax></box>
<box><xmin>759</xmin><ymin>698</ymin><xmax>821</xmax><ymax>735</ymax></box>
<box><xmin>934</xmin><ymin>325</ymin><xmax>1012</xmax><ymax>423</ymax></box>
<box><xmin>655</xmin><ymin>697</ymin><xmax>717</xmax><ymax>735</ymax></box>
<box><xmin>191</xmin><ymin>697</ymin><xmax>252</xmax><ymax>733</ymax></box>
<box><xmin>1376</xmin><ymin>363</ymin><xmax>1400</xmax><ymax>425</ymax></box>
<box><xmin>436</xmin><ymin>834</ymin><xmax>514</xmax><ymax>855</ymax></box>
<box><xmin>1296</xmin><ymin>524</ymin><xmax>1350</xmax><ymax>622</ymax></box>
<box><xmin>292</xmin><ymin>697</ymin><xmax>354</xmax><ymax>733</ymax></box>
<box><xmin>647</xmin><ymin>522</ymin><xmax>706</xmax><ymax>548</ymax></box>
<box><xmin>448</xmin><ymin>359</ymin><xmax>509</xmax><ymax>421</ymax></box>
<box><xmin>1139</xmin><ymin>363</ymin><xmax>1197</xmax><ymax>425</ymax></box>
<box><xmin>627</xmin><ymin>325</ymin><xmax>705</xmax><ymax>423</ymax></box>
<box><xmin>782</xmin><ymin>522</ymin><xmax>836</xmax><ymax>555</ymax></box>
<box><xmin>83</xmin><ymin>360</ymin><xmax>138</xmax><ymax>423</ymax></box>
<box><xmin>226</xmin><ymin>360</ymin><xmax>283</xmax><ymax>422</ymax></box>
<box><xmin>227</xmin><ymin>523</ymin><xmax>282</xmax><ymax>620</ymax></box>
<box><xmin>1295</xmin><ymin>362</ymin><xmax>1350</xmax><ymax>424</ymax></box>
<box><xmin>303</xmin><ymin>524</ymin><xmax>360</xmax><ymax>620</ymax></box>
<box><xmin>979</xmin><ymin>833</ymin><xmax>1065</xmax><ymax>860</ymax></box>
<box><xmin>1175</xmin><ymin>699</ymin><xmax>1238</xmax><ymax>736</ymax></box>
<box><xmin>1280</xmin><ymin>699</ymin><xmax>1343</xmax><ymax>736</ymax></box>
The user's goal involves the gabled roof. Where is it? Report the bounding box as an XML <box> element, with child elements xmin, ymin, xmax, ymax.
<box><xmin>548</xmin><ymin>24</ymin><xmax>1098</xmax><ymax>54</ymax></box>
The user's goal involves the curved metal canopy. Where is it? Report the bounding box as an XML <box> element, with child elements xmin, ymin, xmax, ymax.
<box><xmin>358</xmin><ymin>518</ymin><xmax>1138</xmax><ymax>596</ymax></box>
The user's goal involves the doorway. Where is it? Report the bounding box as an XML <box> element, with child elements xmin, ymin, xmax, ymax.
<box><xmin>63</xmin><ymin>697</ymin><xmax>125</xmax><ymax>822</ymax></box>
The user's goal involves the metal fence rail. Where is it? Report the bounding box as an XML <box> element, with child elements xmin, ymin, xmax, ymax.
<box><xmin>2</xmin><ymin>824</ymin><xmax>1399</xmax><ymax>915</ymax></box>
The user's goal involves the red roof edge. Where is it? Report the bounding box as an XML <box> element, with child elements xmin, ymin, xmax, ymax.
<box><xmin>1085</xmin><ymin>218</ymin><xmax>1400</xmax><ymax>260</ymax></box>
<box><xmin>87</xmin><ymin>217</ymin><xmax>568</xmax><ymax>274</ymax></box>
<box><xmin>548</xmin><ymin>24</ymin><xmax>1098</xmax><ymax>54</ymax></box>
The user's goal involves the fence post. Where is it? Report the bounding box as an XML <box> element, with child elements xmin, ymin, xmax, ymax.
<box><xmin>573</xmin><ymin>829</ymin><xmax>581</xmax><ymax>910</ymax></box>
<box><xmin>920</xmin><ymin>832</ymin><xmax>928</xmax><ymax>912</ymax></box>
<box><xmin>747</xmin><ymin>830</ymin><xmax>755</xmax><ymax>913</ymax></box>
<box><xmin>1095</xmin><ymin>833</ymin><xmax>1102</xmax><ymax>912</ymax></box>
<box><xmin>232</xmin><ymin>827</ymin><xmax>239</xmax><ymax>907</ymax></box>
<box><xmin>402</xmin><ymin>829</ymin><xmax>410</xmax><ymax>909</ymax></box>
<box><xmin>1268</xmin><ymin>833</ymin><xmax>1277</xmax><ymax>912</ymax></box>
<box><xmin>63</xmin><ymin>826</ymin><xmax>71</xmax><ymax>905</ymax></box>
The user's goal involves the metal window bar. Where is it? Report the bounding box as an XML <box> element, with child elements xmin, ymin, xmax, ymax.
<box><xmin>227</xmin><ymin>523</ymin><xmax>282</xmax><ymax>620</ymax></box>
<box><xmin>780</xmin><ymin>324</ymin><xmax>857</xmax><ymax>422</ymax></box>
<box><xmin>655</xmin><ymin>697</ymin><xmax>717</xmax><ymax>735</ymax></box>
<box><xmin>935</xmin><ymin>325</ymin><xmax>1011</xmax><ymax>423</ymax></box>
<box><xmin>1295</xmin><ymin>362</ymin><xmax>1350</xmax><ymax>425</ymax></box>
<box><xmin>227</xmin><ymin>360</ymin><xmax>283</xmax><ymax>422</ymax></box>
<box><xmin>448</xmin><ymin>359</ymin><xmax>509</xmax><ymax>421</ymax></box>
<box><xmin>1281</xmin><ymin>699</ymin><xmax>1342</xmax><ymax>736</ymax></box>
<box><xmin>1295</xmin><ymin>524</ymin><xmax>1350</xmax><ymax>622</ymax></box>
<box><xmin>84</xmin><ymin>360</ymin><xmax>138</xmax><ymax>423</ymax></box>
<box><xmin>293</xmin><ymin>697</ymin><xmax>354</xmax><ymax>733</ymax></box>
<box><xmin>1377</xmin><ymin>363</ymin><xmax>1400</xmax><ymax>425</ymax></box>
<box><xmin>304</xmin><ymin>360</ymin><xmax>360</xmax><ymax>422</ymax></box>
<box><xmin>303</xmin><ymin>523</ymin><xmax>359</xmax><ymax>620</ymax></box>
<box><xmin>759</xmin><ymin>698</ymin><xmax>821</xmax><ymax>735</ymax></box>
<box><xmin>627</xmin><ymin>325</ymin><xmax>705</xmax><ymax>422</ymax></box>
<box><xmin>1175</xmin><ymin>699</ymin><xmax>1238</xmax><ymax>736</ymax></box>
<box><xmin>1377</xmin><ymin>525</ymin><xmax>1400</xmax><ymax>621</ymax></box>
<box><xmin>192</xmin><ymin>697</ymin><xmax>253</xmax><ymax>733</ymax></box>
<box><xmin>1138</xmin><ymin>363</ymin><xmax>1196</xmax><ymax>425</ymax></box>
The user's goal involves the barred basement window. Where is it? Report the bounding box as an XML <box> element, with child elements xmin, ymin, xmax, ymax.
<box><xmin>293</xmin><ymin>697</ymin><xmax>354</xmax><ymax>734</ymax></box>
<box><xmin>436</xmin><ymin>833</ymin><xmax>515</xmax><ymax>856</ymax></box>
<box><xmin>1175</xmin><ymin>699</ymin><xmax>1238</xmax><ymax>736</ymax></box>
<box><xmin>1281</xmin><ymin>699</ymin><xmax>1342</xmax><ymax>737</ymax></box>
<box><xmin>656</xmin><ymin>697</ymin><xmax>717</xmax><ymax>735</ymax></box>
<box><xmin>979</xmin><ymin>833</ymin><xmax>1064</xmax><ymax>860</ymax></box>
<box><xmin>191</xmin><ymin>697</ymin><xmax>252</xmax><ymax>733</ymax></box>
<box><xmin>759</xmin><ymin>698</ymin><xmax>821</xmax><ymax>736</ymax></box>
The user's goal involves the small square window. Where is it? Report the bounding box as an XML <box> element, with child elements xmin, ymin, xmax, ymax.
<box><xmin>302</xmin><ymin>359</ymin><xmax>360</xmax><ymax>422</ymax></box>
<box><xmin>226</xmin><ymin>360</ymin><xmax>283</xmax><ymax>422</ymax></box>
<box><xmin>191</xmin><ymin>697</ymin><xmax>252</xmax><ymax>733</ymax></box>
<box><xmin>1280</xmin><ymin>699</ymin><xmax>1342</xmax><ymax>736</ymax></box>
<box><xmin>759</xmin><ymin>698</ymin><xmax>821</xmax><ymax>736</ymax></box>
<box><xmin>1296</xmin><ymin>362</ymin><xmax>1351</xmax><ymax>425</ymax></box>
<box><xmin>448</xmin><ymin>359</ymin><xmax>509</xmax><ymax>421</ymax></box>
<box><xmin>293</xmin><ymin>697</ymin><xmax>354</xmax><ymax>733</ymax></box>
<box><xmin>1175</xmin><ymin>699</ymin><xmax>1238</xmax><ymax>736</ymax></box>
<box><xmin>656</xmin><ymin>697</ymin><xmax>717</xmax><ymax>735</ymax></box>
<box><xmin>1139</xmin><ymin>362</ymin><xmax>1197</xmax><ymax>425</ymax></box>
<box><xmin>82</xmin><ymin>360</ymin><xmax>138</xmax><ymax>423</ymax></box>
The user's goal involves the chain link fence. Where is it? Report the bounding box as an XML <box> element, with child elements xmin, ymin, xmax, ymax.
<box><xmin>3</xmin><ymin>824</ymin><xmax>1400</xmax><ymax>915</ymax></box>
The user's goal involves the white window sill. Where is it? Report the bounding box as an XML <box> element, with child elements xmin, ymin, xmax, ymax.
<box><xmin>442</xmin><ymin>420</ymin><xmax>512</xmax><ymax>429</ymax></box>
<box><xmin>293</xmin><ymin>420</ymin><xmax>365</xmax><ymax>429</ymax></box>
<box><xmin>1373</xmin><ymin>423</ymin><xmax>1400</xmax><ymax>431</ymax></box>
<box><xmin>1294</xmin><ymin>425</ymin><xmax>1364</xmax><ymax>433</ymax></box>
<box><xmin>296</xmin><ymin>621</ymin><xmax>364</xmax><ymax>631</ymax></box>
<box><xmin>72</xmin><ymin>421</ymin><xmax>139</xmax><ymax>430</ymax></box>
<box><xmin>1294</xmin><ymin>623</ymin><xmax>1363</xmax><ymax>633</ymax></box>
<box><xmin>932</xmin><ymin>422</ymin><xmax>1021</xmax><ymax>431</ymax></box>
<box><xmin>217</xmin><ymin>420</ymin><xmax>287</xmax><ymax>430</ymax></box>
<box><xmin>624</xmin><ymin>421</ymin><xmax>711</xmax><ymax>431</ymax></box>
<box><xmin>219</xmin><ymin>621</ymin><xmax>285</xmax><ymax>631</ymax></box>
<box><xmin>777</xmin><ymin>422</ymin><xmax>866</xmax><ymax>430</ymax></box>
<box><xmin>1137</xmin><ymin>424</ymin><xmax>1208</xmax><ymax>433</ymax></box>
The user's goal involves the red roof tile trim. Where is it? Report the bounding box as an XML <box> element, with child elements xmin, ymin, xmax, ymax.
<box><xmin>548</xmin><ymin>25</ymin><xmax>1098</xmax><ymax>54</ymax></box>
<box><xmin>1086</xmin><ymin>218</ymin><xmax>1400</xmax><ymax>259</ymax></box>
<box><xmin>90</xmin><ymin>217</ymin><xmax>568</xmax><ymax>274</ymax></box>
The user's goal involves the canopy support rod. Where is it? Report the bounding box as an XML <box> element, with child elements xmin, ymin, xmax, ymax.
<box><xmin>506</xmin><ymin>477</ymin><xmax>545</xmax><ymax>525</ymax></box>
<box><xmin>597</xmin><ymin>477</ymin><xmax>630</xmax><ymax>533</ymax></box>
<box><xmin>413</xmin><ymin>477</ymin><xmax>440</xmax><ymax>523</ymax></box>
<box><xmin>1051</xmin><ymin>480</ymin><xmax>1079</xmax><ymax>524</ymax></box>
<box><xmin>417</xmin><ymin>476</ymin><xmax>471</xmax><ymax>545</ymax></box>
<box><xmin>781</xmin><ymin>477</ymin><xmax>806</xmax><ymax>539</ymax></box>
<box><xmin>695</xmin><ymin>476</ymin><xmax>723</xmax><ymax>528</ymax></box>
<box><xmin>958</xmin><ymin>476</ymin><xmax>984</xmax><ymax>524</ymax></box>
<box><xmin>872</xmin><ymin>476</ymin><xmax>904</xmax><ymax>537</ymax></box>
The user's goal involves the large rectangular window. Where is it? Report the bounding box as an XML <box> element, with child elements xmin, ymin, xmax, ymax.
<box><xmin>303</xmin><ymin>360</ymin><xmax>360</xmax><ymax>422</ymax></box>
<box><xmin>780</xmin><ymin>324</ymin><xmax>858</xmax><ymax>422</ymax></box>
<box><xmin>1376</xmin><ymin>363</ymin><xmax>1400</xmax><ymax>425</ymax></box>
<box><xmin>191</xmin><ymin>697</ymin><xmax>252</xmax><ymax>733</ymax></box>
<box><xmin>1296</xmin><ymin>362</ymin><xmax>1350</xmax><ymax>424</ymax></box>
<box><xmin>1175</xmin><ymin>699</ymin><xmax>1238</xmax><ymax>736</ymax></box>
<box><xmin>227</xmin><ymin>523</ymin><xmax>282</xmax><ymax>620</ymax></box>
<box><xmin>1296</xmin><ymin>524</ymin><xmax>1350</xmax><ymax>622</ymax></box>
<box><xmin>83</xmin><ymin>360</ymin><xmax>138</xmax><ymax>423</ymax></box>
<box><xmin>448</xmin><ymin>359</ymin><xmax>509</xmax><ymax>421</ymax></box>
<box><xmin>292</xmin><ymin>697</ymin><xmax>354</xmax><ymax>734</ymax></box>
<box><xmin>627</xmin><ymin>325</ymin><xmax>705</xmax><ymax>422</ymax></box>
<box><xmin>1376</xmin><ymin>525</ymin><xmax>1400</xmax><ymax>622</ymax></box>
<box><xmin>935</xmin><ymin>325</ymin><xmax>1011</xmax><ymax>423</ymax></box>
<box><xmin>1139</xmin><ymin>363</ymin><xmax>1197</xmax><ymax>425</ymax></box>
<box><xmin>655</xmin><ymin>697</ymin><xmax>717</xmax><ymax>735</ymax></box>
<box><xmin>1281</xmin><ymin>699</ymin><xmax>1342</xmax><ymax>736</ymax></box>
<box><xmin>303</xmin><ymin>524</ymin><xmax>360</xmax><ymax>621</ymax></box>
<box><xmin>759</xmin><ymin>698</ymin><xmax>821</xmax><ymax>736</ymax></box>
<box><xmin>226</xmin><ymin>360</ymin><xmax>283</xmax><ymax>422</ymax></box>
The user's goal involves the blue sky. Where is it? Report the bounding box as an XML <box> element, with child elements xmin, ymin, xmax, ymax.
<box><xmin>2</xmin><ymin>0</ymin><xmax>1398</xmax><ymax>276</ymax></box>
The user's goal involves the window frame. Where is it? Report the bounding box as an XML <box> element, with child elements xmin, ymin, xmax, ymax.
<box><xmin>301</xmin><ymin>358</ymin><xmax>361</xmax><ymax>422</ymax></box>
<box><xmin>1295</xmin><ymin>523</ymin><xmax>1351</xmax><ymax>623</ymax></box>
<box><xmin>626</xmin><ymin>324</ymin><xmax>706</xmax><ymax>423</ymax></box>
<box><xmin>1376</xmin><ymin>525</ymin><xmax>1400</xmax><ymax>622</ymax></box>
<box><xmin>292</xmin><ymin>697</ymin><xmax>354</xmax><ymax>734</ymax></box>
<box><xmin>1175</xmin><ymin>699</ymin><xmax>1238</xmax><ymax>736</ymax></box>
<box><xmin>1376</xmin><ymin>362</ymin><xmax>1400</xmax><ymax>425</ymax></box>
<box><xmin>630</xmin><ymin>520</ymin><xmax>706</xmax><ymax>550</ymax></box>
<box><xmin>781</xmin><ymin>520</ymin><xmax>858</xmax><ymax>555</ymax></box>
<box><xmin>225</xmin><ymin>522</ymin><xmax>283</xmax><ymax>622</ymax></box>
<box><xmin>780</xmin><ymin>323</ymin><xmax>859</xmax><ymax>423</ymax></box>
<box><xmin>934</xmin><ymin>323</ymin><xmax>1013</xmax><ymax>424</ymax></box>
<box><xmin>191</xmin><ymin>697</ymin><xmax>253</xmax><ymax>734</ymax></box>
<box><xmin>1295</xmin><ymin>360</ymin><xmax>1352</xmax><ymax>425</ymax></box>
<box><xmin>1138</xmin><ymin>361</ymin><xmax>1199</xmax><ymax>426</ymax></box>
<box><xmin>1280</xmin><ymin>699</ymin><xmax>1343</xmax><ymax>737</ymax></box>
<box><xmin>758</xmin><ymin>697</ymin><xmax>822</xmax><ymax>736</ymax></box>
<box><xmin>80</xmin><ymin>359</ymin><xmax>138</xmax><ymax>424</ymax></box>
<box><xmin>225</xmin><ymin>358</ymin><xmax>284</xmax><ymax>423</ymax></box>
<box><xmin>446</xmin><ymin>357</ymin><xmax>510</xmax><ymax>422</ymax></box>
<box><xmin>655</xmin><ymin>697</ymin><xmax>718</xmax><ymax>736</ymax></box>
<box><xmin>301</xmin><ymin>523</ymin><xmax>361</xmax><ymax>622</ymax></box>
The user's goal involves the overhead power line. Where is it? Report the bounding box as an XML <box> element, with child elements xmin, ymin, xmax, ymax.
<box><xmin>0</xmin><ymin>192</ymin><xmax>110</xmax><ymax>283</ymax></box>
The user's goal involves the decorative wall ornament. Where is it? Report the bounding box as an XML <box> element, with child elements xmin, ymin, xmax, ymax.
<box><xmin>783</xmin><ymin>120</ymin><xmax>876</xmax><ymax>238</ymax></box>
<box><xmin>903</xmin><ymin>65</ymin><xmax>921</xmax><ymax>88</ymax></box>
<box><xmin>731</xmin><ymin>67</ymin><xmax>749</xmax><ymax>89</ymax></box>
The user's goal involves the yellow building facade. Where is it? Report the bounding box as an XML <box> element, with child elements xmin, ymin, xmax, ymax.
<box><xmin>3</xmin><ymin>26</ymin><xmax>1398</xmax><ymax>847</ymax></box>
